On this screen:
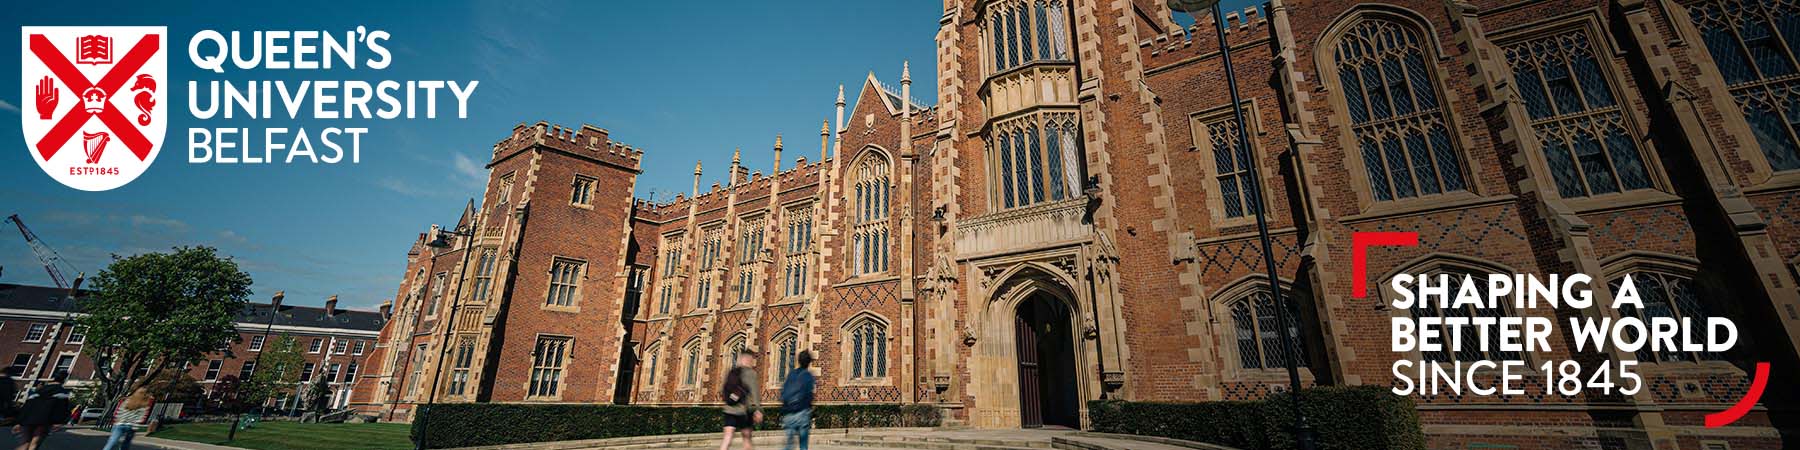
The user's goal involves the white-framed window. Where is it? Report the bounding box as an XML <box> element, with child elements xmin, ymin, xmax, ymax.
<box><xmin>851</xmin><ymin>151</ymin><xmax>892</xmax><ymax>276</ymax></box>
<box><xmin>239</xmin><ymin>360</ymin><xmax>257</xmax><ymax>380</ymax></box>
<box><xmin>326</xmin><ymin>363</ymin><xmax>342</xmax><ymax>383</ymax></box>
<box><xmin>52</xmin><ymin>354</ymin><xmax>74</xmax><ymax>377</ymax></box>
<box><xmin>5</xmin><ymin>354</ymin><xmax>28</xmax><ymax>377</ymax></box>
<box><xmin>331</xmin><ymin>339</ymin><xmax>348</xmax><ymax>355</ymax></box>
<box><xmin>352</xmin><ymin>340</ymin><xmax>365</xmax><ymax>355</ymax></box>
<box><xmin>1330</xmin><ymin>14</ymin><xmax>1469</xmax><ymax>202</ymax></box>
<box><xmin>546</xmin><ymin>258</ymin><xmax>584</xmax><ymax>307</ymax></box>
<box><xmin>344</xmin><ymin>361</ymin><xmax>359</xmax><ymax>380</ymax></box>
<box><xmin>248</xmin><ymin>335</ymin><xmax>266</xmax><ymax>352</ymax></box>
<box><xmin>308</xmin><ymin>338</ymin><xmax>323</xmax><ymax>353</ymax></box>
<box><xmin>570</xmin><ymin>175</ymin><xmax>596</xmax><ymax>206</ymax></box>
<box><xmin>846</xmin><ymin>318</ymin><xmax>889</xmax><ymax>380</ymax></box>
<box><xmin>472</xmin><ymin>248</ymin><xmax>499</xmax><ymax>303</ymax></box>
<box><xmin>203</xmin><ymin>359</ymin><xmax>223</xmax><ymax>380</ymax></box>
<box><xmin>528</xmin><ymin>336</ymin><xmax>570</xmax><ymax>398</ymax></box>
<box><xmin>23</xmin><ymin>323</ymin><xmax>47</xmax><ymax>343</ymax></box>
<box><xmin>301</xmin><ymin>362</ymin><xmax>317</xmax><ymax>382</ymax></box>
<box><xmin>65</xmin><ymin>326</ymin><xmax>86</xmax><ymax>344</ymax></box>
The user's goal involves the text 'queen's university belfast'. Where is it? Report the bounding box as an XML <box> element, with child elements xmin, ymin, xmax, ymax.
<box><xmin>351</xmin><ymin>0</ymin><xmax>1800</xmax><ymax>448</ymax></box>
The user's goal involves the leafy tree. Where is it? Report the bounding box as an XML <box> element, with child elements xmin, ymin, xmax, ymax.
<box><xmin>237</xmin><ymin>335</ymin><xmax>305</xmax><ymax>413</ymax></box>
<box><xmin>145</xmin><ymin>369</ymin><xmax>203</xmax><ymax>404</ymax></box>
<box><xmin>78</xmin><ymin>246</ymin><xmax>253</xmax><ymax>423</ymax></box>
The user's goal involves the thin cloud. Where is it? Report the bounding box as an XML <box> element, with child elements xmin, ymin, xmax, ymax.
<box><xmin>377</xmin><ymin>176</ymin><xmax>445</xmax><ymax>199</ymax></box>
<box><xmin>0</xmin><ymin>99</ymin><xmax>17</xmax><ymax>113</ymax></box>
<box><xmin>128</xmin><ymin>214</ymin><xmax>189</xmax><ymax>233</ymax></box>
<box><xmin>450</xmin><ymin>153</ymin><xmax>487</xmax><ymax>189</ymax></box>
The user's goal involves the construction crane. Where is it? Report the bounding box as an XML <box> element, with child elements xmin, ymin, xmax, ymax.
<box><xmin>5</xmin><ymin>214</ymin><xmax>77</xmax><ymax>289</ymax></box>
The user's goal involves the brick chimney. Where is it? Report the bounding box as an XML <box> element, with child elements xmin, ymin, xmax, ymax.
<box><xmin>325</xmin><ymin>295</ymin><xmax>338</xmax><ymax>317</ymax></box>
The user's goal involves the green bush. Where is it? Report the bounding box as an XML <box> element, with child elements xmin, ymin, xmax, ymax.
<box><xmin>1088</xmin><ymin>386</ymin><xmax>1423</xmax><ymax>450</ymax></box>
<box><xmin>412</xmin><ymin>403</ymin><xmax>939</xmax><ymax>449</ymax></box>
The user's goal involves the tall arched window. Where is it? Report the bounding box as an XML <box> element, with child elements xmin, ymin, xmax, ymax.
<box><xmin>1331</xmin><ymin>15</ymin><xmax>1468</xmax><ymax>201</ymax></box>
<box><xmin>642</xmin><ymin>343</ymin><xmax>661</xmax><ymax>387</ymax></box>
<box><xmin>1227</xmin><ymin>289</ymin><xmax>1308</xmax><ymax>369</ymax></box>
<box><xmin>987</xmin><ymin>0</ymin><xmax>1072</xmax><ymax>73</ymax></box>
<box><xmin>1688</xmin><ymin>0</ymin><xmax>1800</xmax><ymax>170</ymax></box>
<box><xmin>1608</xmin><ymin>270</ymin><xmax>1724</xmax><ymax>363</ymax></box>
<box><xmin>846</xmin><ymin>317</ymin><xmax>889</xmax><ymax>380</ymax></box>
<box><xmin>682</xmin><ymin>340</ymin><xmax>702</xmax><ymax>386</ymax></box>
<box><xmin>1503</xmin><ymin>30</ymin><xmax>1653</xmax><ymax>197</ymax></box>
<box><xmin>852</xmin><ymin>151</ymin><xmax>891</xmax><ymax>276</ymax></box>
<box><xmin>773</xmin><ymin>332</ymin><xmax>799</xmax><ymax>382</ymax></box>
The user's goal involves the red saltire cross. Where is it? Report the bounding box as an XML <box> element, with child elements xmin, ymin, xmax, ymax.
<box><xmin>29</xmin><ymin>33</ymin><xmax>158</xmax><ymax>161</ymax></box>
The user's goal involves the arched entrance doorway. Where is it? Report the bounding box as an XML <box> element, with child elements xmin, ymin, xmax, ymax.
<box><xmin>1014</xmin><ymin>292</ymin><xmax>1079</xmax><ymax>428</ymax></box>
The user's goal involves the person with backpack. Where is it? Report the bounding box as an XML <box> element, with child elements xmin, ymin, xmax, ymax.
<box><xmin>718</xmin><ymin>350</ymin><xmax>761</xmax><ymax>450</ymax></box>
<box><xmin>779</xmin><ymin>351</ymin><xmax>815</xmax><ymax>450</ymax></box>
<box><xmin>13</xmin><ymin>370</ymin><xmax>71</xmax><ymax>450</ymax></box>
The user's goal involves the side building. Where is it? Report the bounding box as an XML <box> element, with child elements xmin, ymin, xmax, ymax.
<box><xmin>0</xmin><ymin>283</ymin><xmax>385</xmax><ymax>411</ymax></box>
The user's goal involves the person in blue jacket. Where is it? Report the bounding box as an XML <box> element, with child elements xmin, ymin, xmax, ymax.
<box><xmin>779</xmin><ymin>351</ymin><xmax>815</xmax><ymax>450</ymax></box>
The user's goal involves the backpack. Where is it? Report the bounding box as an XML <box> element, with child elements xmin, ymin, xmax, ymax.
<box><xmin>722</xmin><ymin>367</ymin><xmax>748</xmax><ymax>406</ymax></box>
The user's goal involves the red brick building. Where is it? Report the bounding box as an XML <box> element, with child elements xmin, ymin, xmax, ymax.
<box><xmin>354</xmin><ymin>0</ymin><xmax>1800</xmax><ymax>448</ymax></box>
<box><xmin>0</xmin><ymin>283</ymin><xmax>383</xmax><ymax>411</ymax></box>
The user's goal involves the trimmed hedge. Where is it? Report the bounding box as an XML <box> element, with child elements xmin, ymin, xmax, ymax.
<box><xmin>411</xmin><ymin>403</ymin><xmax>939</xmax><ymax>449</ymax></box>
<box><xmin>1089</xmin><ymin>386</ymin><xmax>1424</xmax><ymax>450</ymax></box>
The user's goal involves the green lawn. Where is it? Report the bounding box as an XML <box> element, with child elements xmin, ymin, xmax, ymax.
<box><xmin>148</xmin><ymin>421</ymin><xmax>413</xmax><ymax>450</ymax></box>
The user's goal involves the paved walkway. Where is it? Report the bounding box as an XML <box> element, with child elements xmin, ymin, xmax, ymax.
<box><xmin>462</xmin><ymin>428</ymin><xmax>1231</xmax><ymax>450</ymax></box>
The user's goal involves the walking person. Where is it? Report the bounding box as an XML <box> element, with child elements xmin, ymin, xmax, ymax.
<box><xmin>718</xmin><ymin>350</ymin><xmax>761</xmax><ymax>450</ymax></box>
<box><xmin>101</xmin><ymin>387</ymin><xmax>154</xmax><ymax>450</ymax></box>
<box><xmin>779</xmin><ymin>351</ymin><xmax>815</xmax><ymax>450</ymax></box>
<box><xmin>13</xmin><ymin>371</ymin><xmax>71</xmax><ymax>450</ymax></box>
<box><xmin>0</xmin><ymin>372</ymin><xmax>18</xmax><ymax>426</ymax></box>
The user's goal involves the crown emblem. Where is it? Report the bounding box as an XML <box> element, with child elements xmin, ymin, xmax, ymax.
<box><xmin>81</xmin><ymin>87</ymin><xmax>107</xmax><ymax>114</ymax></box>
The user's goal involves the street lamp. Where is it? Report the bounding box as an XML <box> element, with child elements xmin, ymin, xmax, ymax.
<box><xmin>228</xmin><ymin>290</ymin><xmax>283</xmax><ymax>442</ymax></box>
<box><xmin>1165</xmin><ymin>1</ymin><xmax>1316</xmax><ymax>449</ymax></box>
<box><xmin>416</xmin><ymin>221</ymin><xmax>479</xmax><ymax>450</ymax></box>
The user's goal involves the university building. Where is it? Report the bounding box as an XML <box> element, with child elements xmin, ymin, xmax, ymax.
<box><xmin>351</xmin><ymin>0</ymin><xmax>1800</xmax><ymax>448</ymax></box>
<box><xmin>0</xmin><ymin>283</ymin><xmax>383</xmax><ymax>410</ymax></box>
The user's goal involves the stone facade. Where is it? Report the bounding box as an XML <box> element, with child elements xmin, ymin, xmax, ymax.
<box><xmin>355</xmin><ymin>0</ymin><xmax>1800</xmax><ymax>448</ymax></box>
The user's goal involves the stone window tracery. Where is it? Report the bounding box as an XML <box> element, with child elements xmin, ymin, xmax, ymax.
<box><xmin>990</xmin><ymin>112</ymin><xmax>1082</xmax><ymax>209</ymax></box>
<box><xmin>1227</xmin><ymin>289</ymin><xmax>1307</xmax><ymax>369</ymax></box>
<box><xmin>1503</xmin><ymin>31</ymin><xmax>1653</xmax><ymax>197</ymax></box>
<box><xmin>852</xmin><ymin>152</ymin><xmax>891</xmax><ymax>276</ymax></box>
<box><xmin>1607</xmin><ymin>270</ymin><xmax>1725</xmax><ymax>363</ymax></box>
<box><xmin>1688</xmin><ymin>0</ymin><xmax>1800</xmax><ymax>170</ymax></box>
<box><xmin>987</xmin><ymin>0</ymin><xmax>1071</xmax><ymax>73</ymax></box>
<box><xmin>1331</xmin><ymin>16</ymin><xmax>1469</xmax><ymax>202</ymax></box>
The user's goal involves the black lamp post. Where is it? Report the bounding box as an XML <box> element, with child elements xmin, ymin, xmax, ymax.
<box><xmin>416</xmin><ymin>223</ymin><xmax>478</xmax><ymax>450</ymax></box>
<box><xmin>1165</xmin><ymin>1</ymin><xmax>1316</xmax><ymax>449</ymax></box>
<box><xmin>227</xmin><ymin>290</ymin><xmax>283</xmax><ymax>442</ymax></box>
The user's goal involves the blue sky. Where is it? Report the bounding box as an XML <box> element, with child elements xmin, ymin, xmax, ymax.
<box><xmin>2</xmin><ymin>1</ymin><xmax>941</xmax><ymax>309</ymax></box>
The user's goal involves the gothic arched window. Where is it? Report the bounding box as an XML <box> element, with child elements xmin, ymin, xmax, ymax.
<box><xmin>1331</xmin><ymin>15</ymin><xmax>1469</xmax><ymax>202</ymax></box>
<box><xmin>847</xmin><ymin>317</ymin><xmax>889</xmax><ymax>379</ymax></box>
<box><xmin>992</xmin><ymin>113</ymin><xmax>1082</xmax><ymax>209</ymax></box>
<box><xmin>1503</xmin><ymin>30</ymin><xmax>1653</xmax><ymax>198</ymax></box>
<box><xmin>773</xmin><ymin>332</ymin><xmax>799</xmax><ymax>382</ymax></box>
<box><xmin>1688</xmin><ymin>0</ymin><xmax>1800</xmax><ymax>170</ymax></box>
<box><xmin>1227</xmin><ymin>289</ymin><xmax>1307</xmax><ymax>369</ymax></box>
<box><xmin>682</xmin><ymin>340</ymin><xmax>702</xmax><ymax>386</ymax></box>
<box><xmin>1608</xmin><ymin>270</ymin><xmax>1725</xmax><ymax>363</ymax></box>
<box><xmin>852</xmin><ymin>151</ymin><xmax>891</xmax><ymax>276</ymax></box>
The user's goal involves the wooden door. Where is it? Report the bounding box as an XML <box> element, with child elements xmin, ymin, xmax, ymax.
<box><xmin>1016</xmin><ymin>315</ymin><xmax>1043</xmax><ymax>428</ymax></box>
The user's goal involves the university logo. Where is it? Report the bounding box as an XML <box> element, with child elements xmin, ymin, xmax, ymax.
<box><xmin>20</xmin><ymin>27</ymin><xmax>166</xmax><ymax>192</ymax></box>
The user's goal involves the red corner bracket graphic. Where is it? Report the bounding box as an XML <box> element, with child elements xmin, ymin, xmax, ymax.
<box><xmin>1706</xmin><ymin>362</ymin><xmax>1770</xmax><ymax>428</ymax></box>
<box><xmin>1351</xmin><ymin>232</ymin><xmax>1418</xmax><ymax>298</ymax></box>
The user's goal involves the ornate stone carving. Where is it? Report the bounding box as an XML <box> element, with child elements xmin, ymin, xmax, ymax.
<box><xmin>960</xmin><ymin>325</ymin><xmax>977</xmax><ymax>346</ymax></box>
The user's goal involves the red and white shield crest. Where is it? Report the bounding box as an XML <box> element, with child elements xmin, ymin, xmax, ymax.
<box><xmin>20</xmin><ymin>26</ymin><xmax>166</xmax><ymax>192</ymax></box>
